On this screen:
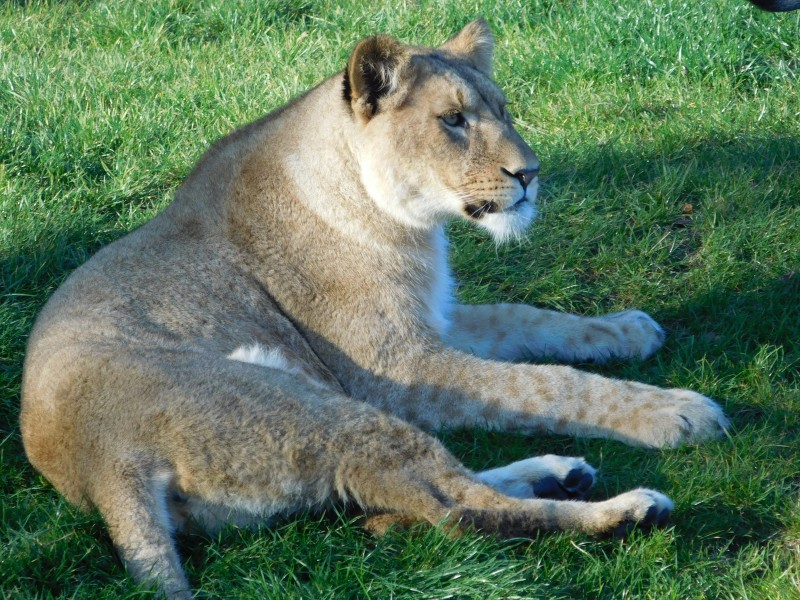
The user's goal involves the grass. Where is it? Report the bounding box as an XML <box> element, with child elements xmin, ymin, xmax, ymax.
<box><xmin>1</xmin><ymin>0</ymin><xmax>799</xmax><ymax>597</ymax></box>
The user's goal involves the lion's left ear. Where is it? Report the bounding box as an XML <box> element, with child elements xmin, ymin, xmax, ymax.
<box><xmin>441</xmin><ymin>18</ymin><xmax>494</xmax><ymax>75</ymax></box>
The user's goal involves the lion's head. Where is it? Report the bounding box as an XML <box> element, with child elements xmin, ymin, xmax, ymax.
<box><xmin>343</xmin><ymin>19</ymin><xmax>540</xmax><ymax>242</ymax></box>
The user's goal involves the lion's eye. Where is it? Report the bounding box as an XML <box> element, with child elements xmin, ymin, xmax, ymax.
<box><xmin>441</xmin><ymin>111</ymin><xmax>467</xmax><ymax>128</ymax></box>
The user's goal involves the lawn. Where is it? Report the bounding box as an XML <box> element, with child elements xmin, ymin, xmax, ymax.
<box><xmin>1</xmin><ymin>0</ymin><xmax>799</xmax><ymax>598</ymax></box>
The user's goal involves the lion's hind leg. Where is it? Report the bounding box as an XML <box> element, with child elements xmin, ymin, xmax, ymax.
<box><xmin>363</xmin><ymin>455</ymin><xmax>597</xmax><ymax>535</ymax></box>
<box><xmin>336</xmin><ymin>427</ymin><xmax>672</xmax><ymax>539</ymax></box>
<box><xmin>362</xmin><ymin>471</ymin><xmax>672</xmax><ymax>539</ymax></box>
<box><xmin>90</xmin><ymin>457</ymin><xmax>192</xmax><ymax>599</ymax></box>
<box><xmin>453</xmin><ymin>488</ymin><xmax>673</xmax><ymax>539</ymax></box>
<box><xmin>81</xmin><ymin>350</ymin><xmax>671</xmax><ymax>597</ymax></box>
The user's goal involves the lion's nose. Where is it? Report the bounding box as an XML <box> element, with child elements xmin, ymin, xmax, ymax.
<box><xmin>502</xmin><ymin>166</ymin><xmax>540</xmax><ymax>189</ymax></box>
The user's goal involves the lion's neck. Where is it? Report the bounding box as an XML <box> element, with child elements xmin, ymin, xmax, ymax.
<box><xmin>279</xmin><ymin>76</ymin><xmax>433</xmax><ymax>249</ymax></box>
<box><xmin>176</xmin><ymin>73</ymin><xmax>455</xmax><ymax>333</ymax></box>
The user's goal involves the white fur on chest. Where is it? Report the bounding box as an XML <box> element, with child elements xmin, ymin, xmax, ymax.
<box><xmin>425</xmin><ymin>227</ymin><xmax>455</xmax><ymax>337</ymax></box>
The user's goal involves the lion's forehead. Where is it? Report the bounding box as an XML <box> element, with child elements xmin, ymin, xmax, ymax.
<box><xmin>407</xmin><ymin>52</ymin><xmax>506</xmax><ymax>115</ymax></box>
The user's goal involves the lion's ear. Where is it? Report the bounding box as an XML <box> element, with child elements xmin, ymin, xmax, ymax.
<box><xmin>344</xmin><ymin>35</ymin><xmax>405</xmax><ymax>121</ymax></box>
<box><xmin>442</xmin><ymin>18</ymin><xmax>494</xmax><ymax>75</ymax></box>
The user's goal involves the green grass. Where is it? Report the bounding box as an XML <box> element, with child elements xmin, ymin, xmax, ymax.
<box><xmin>2</xmin><ymin>0</ymin><xmax>799</xmax><ymax>597</ymax></box>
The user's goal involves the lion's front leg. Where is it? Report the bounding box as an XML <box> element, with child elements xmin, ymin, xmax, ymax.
<box><xmin>355</xmin><ymin>346</ymin><xmax>728</xmax><ymax>449</ymax></box>
<box><xmin>443</xmin><ymin>304</ymin><xmax>666</xmax><ymax>363</ymax></box>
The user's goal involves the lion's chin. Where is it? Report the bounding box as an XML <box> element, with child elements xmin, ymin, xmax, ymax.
<box><xmin>476</xmin><ymin>200</ymin><xmax>537</xmax><ymax>243</ymax></box>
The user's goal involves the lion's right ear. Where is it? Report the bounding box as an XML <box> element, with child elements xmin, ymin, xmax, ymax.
<box><xmin>343</xmin><ymin>35</ymin><xmax>405</xmax><ymax>121</ymax></box>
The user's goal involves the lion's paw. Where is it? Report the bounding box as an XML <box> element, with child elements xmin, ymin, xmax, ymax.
<box><xmin>476</xmin><ymin>455</ymin><xmax>596</xmax><ymax>500</ymax></box>
<box><xmin>594</xmin><ymin>488</ymin><xmax>673</xmax><ymax>537</ymax></box>
<box><xmin>639</xmin><ymin>391</ymin><xmax>729</xmax><ymax>448</ymax></box>
<box><xmin>597</xmin><ymin>310</ymin><xmax>666</xmax><ymax>361</ymax></box>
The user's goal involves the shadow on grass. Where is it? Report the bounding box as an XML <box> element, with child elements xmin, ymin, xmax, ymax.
<box><xmin>542</xmin><ymin>132</ymin><xmax>800</xmax><ymax>200</ymax></box>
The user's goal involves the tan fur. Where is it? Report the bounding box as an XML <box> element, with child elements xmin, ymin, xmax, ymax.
<box><xmin>20</xmin><ymin>20</ymin><xmax>727</xmax><ymax>598</ymax></box>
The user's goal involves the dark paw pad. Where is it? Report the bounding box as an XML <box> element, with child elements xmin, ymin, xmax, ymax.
<box><xmin>656</xmin><ymin>507</ymin><xmax>671</xmax><ymax>527</ymax></box>
<box><xmin>532</xmin><ymin>476</ymin><xmax>568</xmax><ymax>500</ymax></box>
<box><xmin>641</xmin><ymin>505</ymin><xmax>659</xmax><ymax>528</ymax></box>
<box><xmin>564</xmin><ymin>468</ymin><xmax>595</xmax><ymax>496</ymax></box>
<box><xmin>533</xmin><ymin>468</ymin><xmax>594</xmax><ymax>501</ymax></box>
<box><xmin>611</xmin><ymin>505</ymin><xmax>671</xmax><ymax>538</ymax></box>
<box><xmin>611</xmin><ymin>520</ymin><xmax>637</xmax><ymax>539</ymax></box>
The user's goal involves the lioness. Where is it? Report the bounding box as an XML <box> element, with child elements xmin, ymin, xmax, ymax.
<box><xmin>21</xmin><ymin>20</ymin><xmax>728</xmax><ymax>598</ymax></box>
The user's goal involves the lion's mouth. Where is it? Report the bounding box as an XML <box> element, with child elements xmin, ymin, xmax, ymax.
<box><xmin>464</xmin><ymin>196</ymin><xmax>528</xmax><ymax>219</ymax></box>
<box><xmin>464</xmin><ymin>201</ymin><xmax>498</xmax><ymax>219</ymax></box>
<box><xmin>509</xmin><ymin>196</ymin><xmax>528</xmax><ymax>211</ymax></box>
